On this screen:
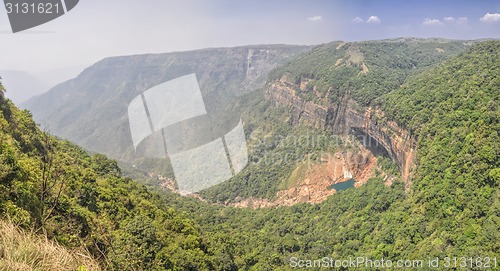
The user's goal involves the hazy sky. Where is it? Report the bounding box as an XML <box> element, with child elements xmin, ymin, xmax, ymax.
<box><xmin>0</xmin><ymin>0</ymin><xmax>499</xmax><ymax>102</ymax></box>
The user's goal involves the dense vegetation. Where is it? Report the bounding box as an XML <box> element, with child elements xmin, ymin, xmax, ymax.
<box><xmin>202</xmin><ymin>39</ymin><xmax>474</xmax><ymax>202</ymax></box>
<box><xmin>269</xmin><ymin>38</ymin><xmax>471</xmax><ymax>105</ymax></box>
<box><xmin>379</xmin><ymin>41</ymin><xmax>500</xmax><ymax>257</ymax></box>
<box><xmin>199</xmin><ymin>41</ymin><xmax>499</xmax><ymax>268</ymax></box>
<box><xmin>1</xmin><ymin>40</ymin><xmax>498</xmax><ymax>270</ymax></box>
<box><xmin>0</xmin><ymin>85</ymin><xmax>230</xmax><ymax>270</ymax></box>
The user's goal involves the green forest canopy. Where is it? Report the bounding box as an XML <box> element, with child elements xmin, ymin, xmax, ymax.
<box><xmin>0</xmin><ymin>41</ymin><xmax>498</xmax><ymax>270</ymax></box>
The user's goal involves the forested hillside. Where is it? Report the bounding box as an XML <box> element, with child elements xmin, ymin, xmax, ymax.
<box><xmin>197</xmin><ymin>41</ymin><xmax>499</xmax><ymax>269</ymax></box>
<box><xmin>379</xmin><ymin>40</ymin><xmax>500</xmax><ymax>256</ymax></box>
<box><xmin>0</xmin><ymin>83</ymin><xmax>235</xmax><ymax>270</ymax></box>
<box><xmin>1</xmin><ymin>40</ymin><xmax>499</xmax><ymax>270</ymax></box>
<box><xmin>268</xmin><ymin>38</ymin><xmax>473</xmax><ymax>105</ymax></box>
<box><xmin>200</xmin><ymin>38</ymin><xmax>480</xmax><ymax>202</ymax></box>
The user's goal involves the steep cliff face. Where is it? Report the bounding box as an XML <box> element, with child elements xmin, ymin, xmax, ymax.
<box><xmin>266</xmin><ymin>76</ymin><xmax>416</xmax><ymax>190</ymax></box>
<box><xmin>268</xmin><ymin>75</ymin><xmax>329</xmax><ymax>129</ymax></box>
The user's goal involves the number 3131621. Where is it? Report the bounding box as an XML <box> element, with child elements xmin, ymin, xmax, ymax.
<box><xmin>5</xmin><ymin>2</ymin><xmax>61</xmax><ymax>14</ymax></box>
<box><xmin>443</xmin><ymin>257</ymin><xmax>497</xmax><ymax>268</ymax></box>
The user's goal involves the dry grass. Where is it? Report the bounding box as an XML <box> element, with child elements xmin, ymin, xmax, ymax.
<box><xmin>0</xmin><ymin>220</ymin><xmax>101</xmax><ymax>271</ymax></box>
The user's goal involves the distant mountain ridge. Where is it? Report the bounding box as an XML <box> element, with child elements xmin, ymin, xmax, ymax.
<box><xmin>23</xmin><ymin>45</ymin><xmax>311</xmax><ymax>163</ymax></box>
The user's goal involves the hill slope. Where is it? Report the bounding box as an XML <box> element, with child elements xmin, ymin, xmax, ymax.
<box><xmin>0</xmin><ymin>84</ymin><xmax>235</xmax><ymax>270</ymax></box>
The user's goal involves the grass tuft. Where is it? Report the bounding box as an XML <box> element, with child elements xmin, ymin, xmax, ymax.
<box><xmin>0</xmin><ymin>219</ymin><xmax>101</xmax><ymax>271</ymax></box>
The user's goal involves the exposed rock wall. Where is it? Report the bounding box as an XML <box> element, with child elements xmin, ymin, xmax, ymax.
<box><xmin>269</xmin><ymin>76</ymin><xmax>328</xmax><ymax>129</ymax></box>
<box><xmin>266</xmin><ymin>77</ymin><xmax>416</xmax><ymax>191</ymax></box>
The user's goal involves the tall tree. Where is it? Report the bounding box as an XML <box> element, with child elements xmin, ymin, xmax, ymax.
<box><xmin>0</xmin><ymin>77</ymin><xmax>5</xmax><ymax>98</ymax></box>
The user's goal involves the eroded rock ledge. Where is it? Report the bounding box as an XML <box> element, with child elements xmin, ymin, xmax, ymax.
<box><xmin>266</xmin><ymin>76</ymin><xmax>416</xmax><ymax>191</ymax></box>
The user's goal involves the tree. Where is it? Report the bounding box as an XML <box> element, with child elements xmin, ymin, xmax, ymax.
<box><xmin>38</xmin><ymin>130</ymin><xmax>70</xmax><ymax>230</ymax></box>
<box><xmin>0</xmin><ymin>78</ymin><xmax>5</xmax><ymax>100</ymax></box>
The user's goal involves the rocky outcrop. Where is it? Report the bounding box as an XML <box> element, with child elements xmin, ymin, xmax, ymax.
<box><xmin>269</xmin><ymin>75</ymin><xmax>329</xmax><ymax>129</ymax></box>
<box><xmin>267</xmin><ymin>76</ymin><xmax>416</xmax><ymax>191</ymax></box>
<box><xmin>229</xmin><ymin>150</ymin><xmax>378</xmax><ymax>208</ymax></box>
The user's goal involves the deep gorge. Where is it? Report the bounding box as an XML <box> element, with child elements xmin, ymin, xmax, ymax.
<box><xmin>266</xmin><ymin>75</ymin><xmax>417</xmax><ymax>191</ymax></box>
